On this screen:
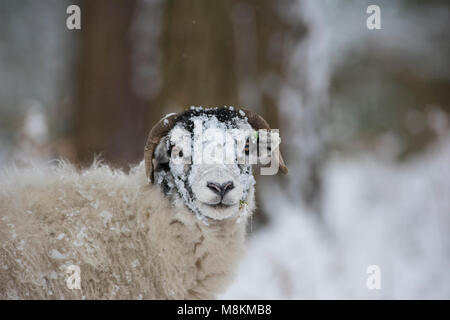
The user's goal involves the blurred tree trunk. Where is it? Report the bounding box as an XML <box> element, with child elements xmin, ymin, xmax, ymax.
<box><xmin>153</xmin><ymin>0</ymin><xmax>239</xmax><ymax>115</ymax></box>
<box><xmin>71</xmin><ymin>0</ymin><xmax>147</xmax><ymax>168</ymax></box>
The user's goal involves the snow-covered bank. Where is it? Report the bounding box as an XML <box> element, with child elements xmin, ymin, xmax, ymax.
<box><xmin>221</xmin><ymin>133</ymin><xmax>450</xmax><ymax>299</ymax></box>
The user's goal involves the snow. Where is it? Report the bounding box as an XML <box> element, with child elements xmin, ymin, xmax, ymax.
<box><xmin>56</xmin><ymin>233</ymin><xmax>65</xmax><ymax>241</ymax></box>
<box><xmin>22</xmin><ymin>102</ymin><xmax>49</xmax><ymax>144</ymax></box>
<box><xmin>50</xmin><ymin>249</ymin><xmax>67</xmax><ymax>260</ymax></box>
<box><xmin>73</xmin><ymin>226</ymin><xmax>88</xmax><ymax>247</ymax></box>
<box><xmin>100</xmin><ymin>210</ymin><xmax>113</xmax><ymax>227</ymax></box>
<box><xmin>221</xmin><ymin>133</ymin><xmax>450</xmax><ymax>299</ymax></box>
<box><xmin>163</xmin><ymin>112</ymin><xmax>177</xmax><ymax>120</ymax></box>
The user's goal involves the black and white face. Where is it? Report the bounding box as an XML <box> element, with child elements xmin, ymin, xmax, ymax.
<box><xmin>152</xmin><ymin>109</ymin><xmax>256</xmax><ymax>221</ymax></box>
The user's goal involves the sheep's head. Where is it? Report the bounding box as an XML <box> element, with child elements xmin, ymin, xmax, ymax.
<box><xmin>144</xmin><ymin>107</ymin><xmax>288</xmax><ymax>222</ymax></box>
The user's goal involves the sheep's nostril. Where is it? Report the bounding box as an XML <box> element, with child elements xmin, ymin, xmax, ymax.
<box><xmin>223</xmin><ymin>181</ymin><xmax>234</xmax><ymax>194</ymax></box>
<box><xmin>207</xmin><ymin>182</ymin><xmax>222</xmax><ymax>196</ymax></box>
<box><xmin>207</xmin><ymin>181</ymin><xmax>234</xmax><ymax>199</ymax></box>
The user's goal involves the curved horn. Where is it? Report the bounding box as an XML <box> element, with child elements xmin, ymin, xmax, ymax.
<box><xmin>144</xmin><ymin>113</ymin><xmax>179</xmax><ymax>183</ymax></box>
<box><xmin>240</xmin><ymin>108</ymin><xmax>288</xmax><ymax>175</ymax></box>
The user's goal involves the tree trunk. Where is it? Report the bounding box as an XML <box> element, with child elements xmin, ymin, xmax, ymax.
<box><xmin>71</xmin><ymin>0</ymin><xmax>147</xmax><ymax>168</ymax></box>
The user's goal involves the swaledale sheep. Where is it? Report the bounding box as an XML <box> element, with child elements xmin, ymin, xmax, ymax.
<box><xmin>0</xmin><ymin>107</ymin><xmax>287</xmax><ymax>299</ymax></box>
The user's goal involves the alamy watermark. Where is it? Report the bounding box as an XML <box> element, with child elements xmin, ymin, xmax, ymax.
<box><xmin>366</xmin><ymin>265</ymin><xmax>382</xmax><ymax>290</ymax></box>
<box><xmin>366</xmin><ymin>5</ymin><xmax>381</xmax><ymax>30</ymax></box>
<box><xmin>66</xmin><ymin>4</ymin><xmax>381</xmax><ymax>31</ymax></box>
<box><xmin>66</xmin><ymin>264</ymin><xmax>81</xmax><ymax>290</ymax></box>
<box><xmin>66</xmin><ymin>5</ymin><xmax>81</xmax><ymax>30</ymax></box>
<box><xmin>168</xmin><ymin>121</ymin><xmax>283</xmax><ymax>176</ymax></box>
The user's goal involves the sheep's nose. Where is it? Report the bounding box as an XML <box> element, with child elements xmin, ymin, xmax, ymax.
<box><xmin>207</xmin><ymin>181</ymin><xmax>234</xmax><ymax>198</ymax></box>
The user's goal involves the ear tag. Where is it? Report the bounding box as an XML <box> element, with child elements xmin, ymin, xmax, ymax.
<box><xmin>239</xmin><ymin>199</ymin><xmax>247</xmax><ymax>210</ymax></box>
<box><xmin>252</xmin><ymin>130</ymin><xmax>259</xmax><ymax>143</ymax></box>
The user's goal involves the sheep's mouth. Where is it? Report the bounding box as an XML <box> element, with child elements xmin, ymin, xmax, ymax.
<box><xmin>198</xmin><ymin>201</ymin><xmax>239</xmax><ymax>220</ymax></box>
<box><xmin>204</xmin><ymin>203</ymin><xmax>235</xmax><ymax>210</ymax></box>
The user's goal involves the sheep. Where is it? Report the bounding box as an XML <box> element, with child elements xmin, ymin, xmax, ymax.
<box><xmin>0</xmin><ymin>107</ymin><xmax>288</xmax><ymax>299</ymax></box>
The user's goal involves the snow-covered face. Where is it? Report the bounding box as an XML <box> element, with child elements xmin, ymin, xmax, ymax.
<box><xmin>153</xmin><ymin>110</ymin><xmax>256</xmax><ymax>221</ymax></box>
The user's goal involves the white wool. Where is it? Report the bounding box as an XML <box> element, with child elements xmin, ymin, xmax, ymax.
<box><xmin>0</xmin><ymin>160</ymin><xmax>254</xmax><ymax>299</ymax></box>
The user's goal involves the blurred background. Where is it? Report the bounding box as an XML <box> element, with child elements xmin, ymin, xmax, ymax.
<box><xmin>0</xmin><ymin>0</ymin><xmax>449</xmax><ymax>298</ymax></box>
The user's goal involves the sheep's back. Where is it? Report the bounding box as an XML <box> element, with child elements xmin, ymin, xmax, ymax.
<box><xmin>0</xmin><ymin>162</ymin><xmax>160</xmax><ymax>299</ymax></box>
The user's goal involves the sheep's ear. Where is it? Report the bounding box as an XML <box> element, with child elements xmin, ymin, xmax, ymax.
<box><xmin>240</xmin><ymin>108</ymin><xmax>288</xmax><ymax>175</ymax></box>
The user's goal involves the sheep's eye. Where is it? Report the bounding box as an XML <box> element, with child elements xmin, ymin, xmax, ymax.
<box><xmin>171</xmin><ymin>148</ymin><xmax>184</xmax><ymax>158</ymax></box>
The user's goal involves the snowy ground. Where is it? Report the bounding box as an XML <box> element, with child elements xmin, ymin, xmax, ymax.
<box><xmin>221</xmin><ymin>133</ymin><xmax>450</xmax><ymax>299</ymax></box>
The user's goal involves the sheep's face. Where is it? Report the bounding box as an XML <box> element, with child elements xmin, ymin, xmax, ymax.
<box><xmin>153</xmin><ymin>109</ymin><xmax>256</xmax><ymax>221</ymax></box>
